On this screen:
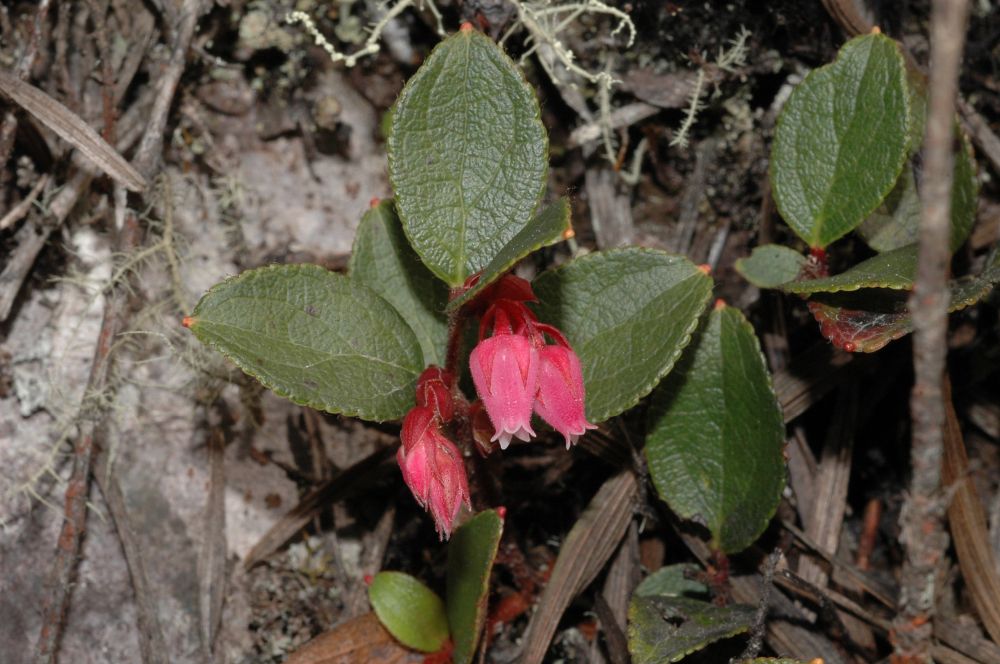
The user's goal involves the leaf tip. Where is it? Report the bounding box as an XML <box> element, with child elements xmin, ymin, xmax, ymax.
<box><xmin>460</xmin><ymin>21</ymin><xmax>474</xmax><ymax>32</ymax></box>
<box><xmin>369</xmin><ymin>196</ymin><xmax>381</xmax><ymax>208</ymax></box>
<box><xmin>181</xmin><ymin>315</ymin><xmax>195</xmax><ymax>329</ymax></box>
<box><xmin>697</xmin><ymin>263</ymin><xmax>711</xmax><ymax>276</ymax></box>
<box><xmin>496</xmin><ymin>506</ymin><xmax>507</xmax><ymax>520</ymax></box>
<box><xmin>561</xmin><ymin>227</ymin><xmax>576</xmax><ymax>240</ymax></box>
<box><xmin>364</xmin><ymin>574</ymin><xmax>374</xmax><ymax>585</ymax></box>
<box><xmin>713</xmin><ymin>298</ymin><xmax>727</xmax><ymax>311</ymax></box>
<box><xmin>870</xmin><ymin>25</ymin><xmax>881</xmax><ymax>34</ymax></box>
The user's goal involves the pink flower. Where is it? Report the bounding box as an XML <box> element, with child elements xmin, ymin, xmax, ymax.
<box><xmin>533</xmin><ymin>345</ymin><xmax>597</xmax><ymax>448</ymax></box>
<box><xmin>469</xmin><ymin>333</ymin><xmax>538</xmax><ymax>449</ymax></box>
<box><xmin>398</xmin><ymin>406</ymin><xmax>471</xmax><ymax>539</ymax></box>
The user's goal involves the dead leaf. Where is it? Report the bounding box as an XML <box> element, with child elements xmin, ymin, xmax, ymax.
<box><xmin>285</xmin><ymin>613</ymin><xmax>424</xmax><ymax>664</ymax></box>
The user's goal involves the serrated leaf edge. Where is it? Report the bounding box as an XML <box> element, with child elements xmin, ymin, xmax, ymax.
<box><xmin>445</xmin><ymin>198</ymin><xmax>571</xmax><ymax>312</ymax></box>
<box><xmin>770</xmin><ymin>33</ymin><xmax>911</xmax><ymax>249</ymax></box>
<box><xmin>190</xmin><ymin>263</ymin><xmax>420</xmax><ymax>422</ymax></box>
<box><xmin>536</xmin><ymin>247</ymin><xmax>714</xmax><ymax>422</ymax></box>
<box><xmin>387</xmin><ymin>29</ymin><xmax>550</xmax><ymax>286</ymax></box>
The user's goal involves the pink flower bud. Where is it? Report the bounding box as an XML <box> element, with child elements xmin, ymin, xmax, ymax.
<box><xmin>398</xmin><ymin>406</ymin><xmax>471</xmax><ymax>539</ymax></box>
<box><xmin>469</xmin><ymin>333</ymin><xmax>538</xmax><ymax>449</ymax></box>
<box><xmin>415</xmin><ymin>366</ymin><xmax>455</xmax><ymax>422</ymax></box>
<box><xmin>533</xmin><ymin>345</ymin><xmax>597</xmax><ymax>448</ymax></box>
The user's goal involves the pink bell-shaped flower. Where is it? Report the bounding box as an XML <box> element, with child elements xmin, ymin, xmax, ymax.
<box><xmin>533</xmin><ymin>345</ymin><xmax>597</xmax><ymax>448</ymax></box>
<box><xmin>469</xmin><ymin>333</ymin><xmax>538</xmax><ymax>449</ymax></box>
<box><xmin>397</xmin><ymin>406</ymin><xmax>471</xmax><ymax>539</ymax></box>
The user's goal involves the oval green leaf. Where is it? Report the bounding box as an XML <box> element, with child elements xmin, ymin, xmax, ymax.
<box><xmin>532</xmin><ymin>248</ymin><xmax>713</xmax><ymax>423</ymax></box>
<box><xmin>628</xmin><ymin>596</ymin><xmax>755</xmax><ymax>664</ymax></box>
<box><xmin>388</xmin><ymin>28</ymin><xmax>548</xmax><ymax>286</ymax></box>
<box><xmin>645</xmin><ymin>305</ymin><xmax>785</xmax><ymax>553</ymax></box>
<box><xmin>447</xmin><ymin>509</ymin><xmax>504</xmax><ymax>664</ymax></box>
<box><xmin>734</xmin><ymin>244</ymin><xmax>807</xmax><ymax>289</ymax></box>
<box><xmin>188</xmin><ymin>264</ymin><xmax>423</xmax><ymax>421</ymax></box>
<box><xmin>369</xmin><ymin>571</ymin><xmax>449</xmax><ymax>653</ymax></box>
<box><xmin>350</xmin><ymin>199</ymin><xmax>449</xmax><ymax>365</ymax></box>
<box><xmin>446</xmin><ymin>197</ymin><xmax>572</xmax><ymax>312</ymax></box>
<box><xmin>771</xmin><ymin>33</ymin><xmax>910</xmax><ymax>248</ymax></box>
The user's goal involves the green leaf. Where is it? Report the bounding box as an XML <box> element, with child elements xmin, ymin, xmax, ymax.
<box><xmin>646</xmin><ymin>305</ymin><xmax>785</xmax><ymax>553</ymax></box>
<box><xmin>627</xmin><ymin>596</ymin><xmax>755</xmax><ymax>664</ymax></box>
<box><xmin>369</xmin><ymin>571</ymin><xmax>450</xmax><ymax>653</ymax></box>
<box><xmin>771</xmin><ymin>33</ymin><xmax>910</xmax><ymax>248</ymax></box>
<box><xmin>350</xmin><ymin>199</ymin><xmax>449</xmax><ymax>365</ymax></box>
<box><xmin>634</xmin><ymin>564</ymin><xmax>708</xmax><ymax>599</ymax></box>
<box><xmin>388</xmin><ymin>28</ymin><xmax>548</xmax><ymax>286</ymax></box>
<box><xmin>188</xmin><ymin>264</ymin><xmax>423</xmax><ymax>421</ymax></box>
<box><xmin>447</xmin><ymin>509</ymin><xmax>504</xmax><ymax>664</ymax></box>
<box><xmin>532</xmin><ymin>248</ymin><xmax>713</xmax><ymax>423</ymax></box>
<box><xmin>858</xmin><ymin>131</ymin><xmax>978</xmax><ymax>253</ymax></box>
<box><xmin>446</xmin><ymin>198</ymin><xmax>572</xmax><ymax>312</ymax></box>
<box><xmin>734</xmin><ymin>244</ymin><xmax>807</xmax><ymax>289</ymax></box>
<box><xmin>784</xmin><ymin>243</ymin><xmax>917</xmax><ymax>294</ymax></box>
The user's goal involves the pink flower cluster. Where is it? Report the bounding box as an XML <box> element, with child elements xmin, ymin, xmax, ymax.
<box><xmin>469</xmin><ymin>275</ymin><xmax>596</xmax><ymax>450</ymax></box>
<box><xmin>396</xmin><ymin>275</ymin><xmax>594</xmax><ymax>538</ymax></box>
<box><xmin>397</xmin><ymin>367</ymin><xmax>471</xmax><ymax>539</ymax></box>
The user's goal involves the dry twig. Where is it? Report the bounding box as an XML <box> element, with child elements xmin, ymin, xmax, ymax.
<box><xmin>896</xmin><ymin>0</ymin><xmax>971</xmax><ymax>660</ymax></box>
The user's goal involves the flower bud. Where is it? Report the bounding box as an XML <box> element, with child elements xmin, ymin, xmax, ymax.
<box><xmin>415</xmin><ymin>366</ymin><xmax>455</xmax><ymax>422</ymax></box>
<box><xmin>398</xmin><ymin>406</ymin><xmax>471</xmax><ymax>539</ymax></box>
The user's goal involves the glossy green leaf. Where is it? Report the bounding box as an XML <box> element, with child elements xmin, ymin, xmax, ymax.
<box><xmin>350</xmin><ymin>199</ymin><xmax>449</xmax><ymax>365</ymax></box>
<box><xmin>634</xmin><ymin>564</ymin><xmax>708</xmax><ymax>599</ymax></box>
<box><xmin>628</xmin><ymin>596</ymin><xmax>755</xmax><ymax>664</ymax></box>
<box><xmin>532</xmin><ymin>248</ymin><xmax>713</xmax><ymax>423</ymax></box>
<box><xmin>784</xmin><ymin>244</ymin><xmax>917</xmax><ymax>294</ymax></box>
<box><xmin>369</xmin><ymin>571</ymin><xmax>449</xmax><ymax>653</ymax></box>
<box><xmin>447</xmin><ymin>509</ymin><xmax>504</xmax><ymax>664</ymax></box>
<box><xmin>446</xmin><ymin>198</ymin><xmax>572</xmax><ymax>312</ymax></box>
<box><xmin>188</xmin><ymin>264</ymin><xmax>423</xmax><ymax>421</ymax></box>
<box><xmin>771</xmin><ymin>33</ymin><xmax>910</xmax><ymax>248</ymax></box>
<box><xmin>388</xmin><ymin>28</ymin><xmax>548</xmax><ymax>286</ymax></box>
<box><xmin>646</xmin><ymin>305</ymin><xmax>785</xmax><ymax>553</ymax></box>
<box><xmin>858</xmin><ymin>131</ymin><xmax>978</xmax><ymax>253</ymax></box>
<box><xmin>734</xmin><ymin>244</ymin><xmax>807</xmax><ymax>289</ymax></box>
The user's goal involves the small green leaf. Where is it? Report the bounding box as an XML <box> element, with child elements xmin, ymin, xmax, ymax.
<box><xmin>369</xmin><ymin>571</ymin><xmax>449</xmax><ymax>653</ymax></box>
<box><xmin>447</xmin><ymin>509</ymin><xmax>504</xmax><ymax>664</ymax></box>
<box><xmin>188</xmin><ymin>264</ymin><xmax>423</xmax><ymax>421</ymax></box>
<box><xmin>734</xmin><ymin>244</ymin><xmax>807</xmax><ymax>289</ymax></box>
<box><xmin>388</xmin><ymin>28</ymin><xmax>548</xmax><ymax>286</ymax></box>
<box><xmin>350</xmin><ymin>199</ymin><xmax>449</xmax><ymax>365</ymax></box>
<box><xmin>858</xmin><ymin>131</ymin><xmax>978</xmax><ymax>253</ymax></box>
<box><xmin>784</xmin><ymin>243</ymin><xmax>917</xmax><ymax>294</ymax></box>
<box><xmin>446</xmin><ymin>198</ymin><xmax>572</xmax><ymax>312</ymax></box>
<box><xmin>532</xmin><ymin>248</ymin><xmax>713</xmax><ymax>423</ymax></box>
<box><xmin>771</xmin><ymin>33</ymin><xmax>910</xmax><ymax>248</ymax></box>
<box><xmin>634</xmin><ymin>564</ymin><xmax>708</xmax><ymax>599</ymax></box>
<box><xmin>646</xmin><ymin>305</ymin><xmax>785</xmax><ymax>553</ymax></box>
<box><xmin>627</xmin><ymin>596</ymin><xmax>755</xmax><ymax>664</ymax></box>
